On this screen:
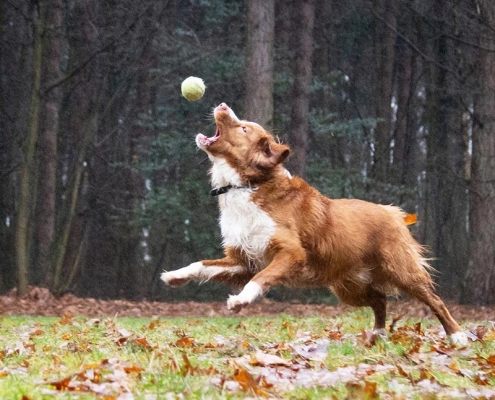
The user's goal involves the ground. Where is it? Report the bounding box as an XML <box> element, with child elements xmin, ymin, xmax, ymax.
<box><xmin>1</xmin><ymin>286</ymin><xmax>495</xmax><ymax>323</ymax></box>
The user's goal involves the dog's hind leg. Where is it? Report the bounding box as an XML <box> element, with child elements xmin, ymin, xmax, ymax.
<box><xmin>400</xmin><ymin>282</ymin><xmax>464</xmax><ymax>337</ymax></box>
<box><xmin>366</xmin><ymin>287</ymin><xmax>388</xmax><ymax>336</ymax></box>
<box><xmin>383</xmin><ymin>261</ymin><xmax>467</xmax><ymax>345</ymax></box>
<box><xmin>331</xmin><ymin>281</ymin><xmax>388</xmax><ymax>336</ymax></box>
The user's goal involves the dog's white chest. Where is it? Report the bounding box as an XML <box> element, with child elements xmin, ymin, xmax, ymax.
<box><xmin>219</xmin><ymin>190</ymin><xmax>275</xmax><ymax>270</ymax></box>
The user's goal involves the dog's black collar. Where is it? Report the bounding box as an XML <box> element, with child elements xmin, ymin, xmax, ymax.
<box><xmin>210</xmin><ymin>185</ymin><xmax>253</xmax><ymax>196</ymax></box>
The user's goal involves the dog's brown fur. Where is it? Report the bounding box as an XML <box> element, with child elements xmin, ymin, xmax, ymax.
<box><xmin>161</xmin><ymin>103</ymin><xmax>463</xmax><ymax>341</ymax></box>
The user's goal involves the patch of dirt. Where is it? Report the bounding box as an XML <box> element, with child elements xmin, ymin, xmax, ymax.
<box><xmin>1</xmin><ymin>286</ymin><xmax>495</xmax><ymax>323</ymax></box>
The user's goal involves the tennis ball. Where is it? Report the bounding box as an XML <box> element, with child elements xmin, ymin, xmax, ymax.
<box><xmin>181</xmin><ymin>76</ymin><xmax>206</xmax><ymax>101</ymax></box>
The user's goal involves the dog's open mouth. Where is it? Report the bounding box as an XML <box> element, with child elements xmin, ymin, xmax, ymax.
<box><xmin>197</xmin><ymin>128</ymin><xmax>221</xmax><ymax>147</ymax></box>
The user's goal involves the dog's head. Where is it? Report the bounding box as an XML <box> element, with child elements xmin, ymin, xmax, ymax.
<box><xmin>196</xmin><ymin>103</ymin><xmax>290</xmax><ymax>185</ymax></box>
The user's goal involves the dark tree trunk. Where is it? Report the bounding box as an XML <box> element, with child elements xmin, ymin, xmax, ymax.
<box><xmin>462</xmin><ymin>0</ymin><xmax>495</xmax><ymax>305</ymax></box>
<box><xmin>36</xmin><ymin>0</ymin><xmax>64</xmax><ymax>285</ymax></box>
<box><xmin>392</xmin><ymin>6</ymin><xmax>419</xmax><ymax>212</ymax></box>
<box><xmin>370</xmin><ymin>0</ymin><xmax>397</xmax><ymax>201</ymax></box>
<box><xmin>423</xmin><ymin>1</ymin><xmax>468</xmax><ymax>298</ymax></box>
<box><xmin>15</xmin><ymin>4</ymin><xmax>44</xmax><ymax>296</ymax></box>
<box><xmin>286</xmin><ymin>0</ymin><xmax>315</xmax><ymax>177</ymax></box>
<box><xmin>244</xmin><ymin>0</ymin><xmax>275</xmax><ymax>127</ymax></box>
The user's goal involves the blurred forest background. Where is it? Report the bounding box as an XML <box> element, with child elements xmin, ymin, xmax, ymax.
<box><xmin>1</xmin><ymin>0</ymin><xmax>494</xmax><ymax>305</ymax></box>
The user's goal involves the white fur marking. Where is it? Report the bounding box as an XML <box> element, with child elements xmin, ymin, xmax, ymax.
<box><xmin>220</xmin><ymin>190</ymin><xmax>275</xmax><ymax>270</ymax></box>
<box><xmin>161</xmin><ymin>262</ymin><xmax>246</xmax><ymax>285</ymax></box>
<box><xmin>208</xmin><ymin>154</ymin><xmax>275</xmax><ymax>271</ymax></box>
<box><xmin>210</xmin><ymin>158</ymin><xmax>243</xmax><ymax>188</ymax></box>
<box><xmin>161</xmin><ymin>262</ymin><xmax>203</xmax><ymax>285</ymax></box>
<box><xmin>449</xmin><ymin>331</ymin><xmax>468</xmax><ymax>346</ymax></box>
<box><xmin>199</xmin><ymin>265</ymin><xmax>246</xmax><ymax>281</ymax></box>
<box><xmin>227</xmin><ymin>281</ymin><xmax>263</xmax><ymax>310</ymax></box>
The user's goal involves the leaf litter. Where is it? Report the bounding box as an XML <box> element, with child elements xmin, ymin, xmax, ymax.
<box><xmin>0</xmin><ymin>293</ymin><xmax>495</xmax><ymax>398</ymax></box>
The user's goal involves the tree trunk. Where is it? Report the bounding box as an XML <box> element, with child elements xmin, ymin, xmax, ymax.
<box><xmin>423</xmin><ymin>1</ymin><xmax>468</xmax><ymax>298</ymax></box>
<box><xmin>244</xmin><ymin>0</ymin><xmax>275</xmax><ymax>127</ymax></box>
<box><xmin>462</xmin><ymin>1</ymin><xmax>495</xmax><ymax>304</ymax></box>
<box><xmin>36</xmin><ymin>0</ymin><xmax>64</xmax><ymax>284</ymax></box>
<box><xmin>286</xmin><ymin>0</ymin><xmax>315</xmax><ymax>177</ymax></box>
<box><xmin>391</xmin><ymin>7</ymin><xmax>418</xmax><ymax>212</ymax></box>
<box><xmin>370</xmin><ymin>0</ymin><xmax>397</xmax><ymax>201</ymax></box>
<box><xmin>0</xmin><ymin>0</ymin><xmax>29</xmax><ymax>292</ymax></box>
<box><xmin>15</xmin><ymin>5</ymin><xmax>44</xmax><ymax>296</ymax></box>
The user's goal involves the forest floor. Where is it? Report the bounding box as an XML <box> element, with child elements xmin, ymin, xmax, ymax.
<box><xmin>1</xmin><ymin>286</ymin><xmax>495</xmax><ymax>323</ymax></box>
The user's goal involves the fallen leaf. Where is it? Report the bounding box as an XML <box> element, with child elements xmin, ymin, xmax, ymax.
<box><xmin>289</xmin><ymin>338</ymin><xmax>330</xmax><ymax>361</ymax></box>
<box><xmin>486</xmin><ymin>354</ymin><xmax>495</xmax><ymax>366</ymax></box>
<box><xmin>49</xmin><ymin>376</ymin><xmax>73</xmax><ymax>391</ymax></box>
<box><xmin>249</xmin><ymin>351</ymin><xmax>291</xmax><ymax>367</ymax></box>
<box><xmin>233</xmin><ymin>365</ymin><xmax>272</xmax><ymax>398</ymax></box>
<box><xmin>175</xmin><ymin>336</ymin><xmax>195</xmax><ymax>348</ymax></box>
<box><xmin>282</xmin><ymin>321</ymin><xmax>296</xmax><ymax>339</ymax></box>
<box><xmin>131</xmin><ymin>337</ymin><xmax>155</xmax><ymax>350</ymax></box>
<box><xmin>360</xmin><ymin>330</ymin><xmax>378</xmax><ymax>348</ymax></box>
<box><xmin>404</xmin><ymin>213</ymin><xmax>417</xmax><ymax>225</ymax></box>
<box><xmin>59</xmin><ymin>313</ymin><xmax>74</xmax><ymax>326</ymax></box>
<box><xmin>389</xmin><ymin>315</ymin><xmax>403</xmax><ymax>333</ymax></box>
<box><xmin>180</xmin><ymin>353</ymin><xmax>217</xmax><ymax>376</ymax></box>
<box><xmin>346</xmin><ymin>381</ymin><xmax>379</xmax><ymax>399</ymax></box>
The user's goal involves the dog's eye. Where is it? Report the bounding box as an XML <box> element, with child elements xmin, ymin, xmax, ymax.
<box><xmin>242</xmin><ymin>126</ymin><xmax>247</xmax><ymax>133</ymax></box>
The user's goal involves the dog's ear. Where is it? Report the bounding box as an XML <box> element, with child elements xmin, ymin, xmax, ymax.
<box><xmin>252</xmin><ymin>136</ymin><xmax>290</xmax><ymax>169</ymax></box>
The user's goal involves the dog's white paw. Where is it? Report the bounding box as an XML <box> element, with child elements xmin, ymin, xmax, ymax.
<box><xmin>226</xmin><ymin>281</ymin><xmax>263</xmax><ymax>312</ymax></box>
<box><xmin>227</xmin><ymin>295</ymin><xmax>248</xmax><ymax>312</ymax></box>
<box><xmin>160</xmin><ymin>271</ymin><xmax>191</xmax><ymax>287</ymax></box>
<box><xmin>161</xmin><ymin>262</ymin><xmax>203</xmax><ymax>287</ymax></box>
<box><xmin>373</xmin><ymin>328</ymin><xmax>388</xmax><ymax>338</ymax></box>
<box><xmin>449</xmin><ymin>331</ymin><xmax>468</xmax><ymax>347</ymax></box>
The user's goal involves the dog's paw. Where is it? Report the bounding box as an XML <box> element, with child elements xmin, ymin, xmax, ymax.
<box><xmin>226</xmin><ymin>282</ymin><xmax>263</xmax><ymax>312</ymax></box>
<box><xmin>160</xmin><ymin>271</ymin><xmax>190</xmax><ymax>287</ymax></box>
<box><xmin>226</xmin><ymin>295</ymin><xmax>248</xmax><ymax>312</ymax></box>
<box><xmin>373</xmin><ymin>328</ymin><xmax>388</xmax><ymax>338</ymax></box>
<box><xmin>449</xmin><ymin>331</ymin><xmax>468</xmax><ymax>347</ymax></box>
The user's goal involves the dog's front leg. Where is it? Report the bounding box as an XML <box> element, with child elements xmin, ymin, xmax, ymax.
<box><xmin>227</xmin><ymin>247</ymin><xmax>305</xmax><ymax>311</ymax></box>
<box><xmin>161</xmin><ymin>256</ymin><xmax>252</xmax><ymax>287</ymax></box>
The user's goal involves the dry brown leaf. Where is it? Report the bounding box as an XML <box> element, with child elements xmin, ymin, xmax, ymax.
<box><xmin>360</xmin><ymin>330</ymin><xmax>378</xmax><ymax>347</ymax></box>
<box><xmin>180</xmin><ymin>352</ymin><xmax>217</xmax><ymax>377</ymax></box>
<box><xmin>486</xmin><ymin>354</ymin><xmax>495</xmax><ymax>366</ymax></box>
<box><xmin>175</xmin><ymin>336</ymin><xmax>195</xmax><ymax>348</ymax></box>
<box><xmin>389</xmin><ymin>314</ymin><xmax>403</xmax><ymax>333</ymax></box>
<box><xmin>132</xmin><ymin>337</ymin><xmax>155</xmax><ymax>350</ymax></box>
<box><xmin>249</xmin><ymin>351</ymin><xmax>291</xmax><ymax>367</ymax></box>
<box><xmin>404</xmin><ymin>213</ymin><xmax>417</xmax><ymax>225</ymax></box>
<box><xmin>346</xmin><ymin>381</ymin><xmax>379</xmax><ymax>399</ymax></box>
<box><xmin>282</xmin><ymin>321</ymin><xmax>296</xmax><ymax>339</ymax></box>
<box><xmin>396</xmin><ymin>364</ymin><xmax>409</xmax><ymax>379</ymax></box>
<box><xmin>233</xmin><ymin>365</ymin><xmax>272</xmax><ymax>398</ymax></box>
<box><xmin>49</xmin><ymin>376</ymin><xmax>73</xmax><ymax>391</ymax></box>
<box><xmin>474</xmin><ymin>371</ymin><xmax>490</xmax><ymax>385</ymax></box>
<box><xmin>58</xmin><ymin>313</ymin><xmax>74</xmax><ymax>326</ymax></box>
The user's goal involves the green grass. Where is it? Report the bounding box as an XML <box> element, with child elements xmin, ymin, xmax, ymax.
<box><xmin>0</xmin><ymin>309</ymin><xmax>494</xmax><ymax>399</ymax></box>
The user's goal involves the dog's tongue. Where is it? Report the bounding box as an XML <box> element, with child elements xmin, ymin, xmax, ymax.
<box><xmin>196</xmin><ymin>128</ymin><xmax>220</xmax><ymax>147</ymax></box>
<box><xmin>197</xmin><ymin>132</ymin><xmax>218</xmax><ymax>147</ymax></box>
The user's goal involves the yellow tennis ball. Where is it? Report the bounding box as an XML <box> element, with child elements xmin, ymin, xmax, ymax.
<box><xmin>181</xmin><ymin>76</ymin><xmax>206</xmax><ymax>101</ymax></box>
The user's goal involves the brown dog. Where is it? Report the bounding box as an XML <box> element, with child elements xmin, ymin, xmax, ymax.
<box><xmin>161</xmin><ymin>103</ymin><xmax>467</xmax><ymax>345</ymax></box>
